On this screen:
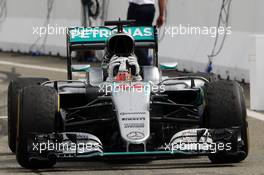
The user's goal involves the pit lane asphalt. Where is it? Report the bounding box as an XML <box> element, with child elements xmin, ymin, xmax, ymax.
<box><xmin>0</xmin><ymin>52</ymin><xmax>264</xmax><ymax>175</ymax></box>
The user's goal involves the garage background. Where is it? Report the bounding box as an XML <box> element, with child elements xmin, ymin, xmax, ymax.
<box><xmin>0</xmin><ymin>0</ymin><xmax>263</xmax><ymax>82</ymax></box>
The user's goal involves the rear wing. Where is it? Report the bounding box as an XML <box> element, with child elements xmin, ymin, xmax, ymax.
<box><xmin>66</xmin><ymin>25</ymin><xmax>158</xmax><ymax>80</ymax></box>
<box><xmin>67</xmin><ymin>26</ymin><xmax>158</xmax><ymax>50</ymax></box>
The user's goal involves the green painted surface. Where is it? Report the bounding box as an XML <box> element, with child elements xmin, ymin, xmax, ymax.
<box><xmin>76</xmin><ymin>150</ymin><xmax>198</xmax><ymax>158</ymax></box>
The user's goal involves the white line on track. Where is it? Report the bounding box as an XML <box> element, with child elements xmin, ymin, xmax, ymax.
<box><xmin>0</xmin><ymin>60</ymin><xmax>67</xmax><ymax>73</ymax></box>
<box><xmin>0</xmin><ymin>110</ymin><xmax>263</xmax><ymax>121</ymax></box>
<box><xmin>247</xmin><ymin>109</ymin><xmax>264</xmax><ymax>121</ymax></box>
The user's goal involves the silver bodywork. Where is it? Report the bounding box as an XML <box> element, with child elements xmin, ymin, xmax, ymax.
<box><xmin>111</xmin><ymin>82</ymin><xmax>151</xmax><ymax>146</ymax></box>
<box><xmin>41</xmin><ymin>52</ymin><xmax>209</xmax><ymax>154</ymax></box>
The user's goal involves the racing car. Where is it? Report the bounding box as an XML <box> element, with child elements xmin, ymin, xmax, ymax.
<box><xmin>8</xmin><ymin>20</ymin><xmax>248</xmax><ymax>169</ymax></box>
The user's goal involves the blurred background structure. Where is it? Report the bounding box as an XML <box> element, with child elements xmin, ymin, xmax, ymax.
<box><xmin>0</xmin><ymin>0</ymin><xmax>263</xmax><ymax>110</ymax></box>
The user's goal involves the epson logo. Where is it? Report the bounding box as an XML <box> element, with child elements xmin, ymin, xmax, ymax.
<box><xmin>122</xmin><ymin>117</ymin><xmax>145</xmax><ymax>121</ymax></box>
<box><xmin>120</xmin><ymin>112</ymin><xmax>146</xmax><ymax>116</ymax></box>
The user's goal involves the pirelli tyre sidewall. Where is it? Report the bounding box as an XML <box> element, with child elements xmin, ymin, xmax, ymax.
<box><xmin>8</xmin><ymin>78</ymin><xmax>49</xmax><ymax>153</ymax></box>
<box><xmin>206</xmin><ymin>80</ymin><xmax>248</xmax><ymax>163</ymax></box>
<box><xmin>16</xmin><ymin>86</ymin><xmax>57</xmax><ymax>169</ymax></box>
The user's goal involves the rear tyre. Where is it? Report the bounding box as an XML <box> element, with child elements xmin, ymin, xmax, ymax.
<box><xmin>16</xmin><ymin>86</ymin><xmax>57</xmax><ymax>169</ymax></box>
<box><xmin>206</xmin><ymin>80</ymin><xmax>248</xmax><ymax>163</ymax></box>
<box><xmin>8</xmin><ymin>78</ymin><xmax>49</xmax><ymax>153</ymax></box>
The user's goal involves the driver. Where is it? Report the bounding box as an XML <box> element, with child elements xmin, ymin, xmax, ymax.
<box><xmin>103</xmin><ymin>32</ymin><xmax>142</xmax><ymax>82</ymax></box>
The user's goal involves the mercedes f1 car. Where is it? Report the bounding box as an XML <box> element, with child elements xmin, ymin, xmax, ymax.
<box><xmin>8</xmin><ymin>20</ymin><xmax>248</xmax><ymax>169</ymax></box>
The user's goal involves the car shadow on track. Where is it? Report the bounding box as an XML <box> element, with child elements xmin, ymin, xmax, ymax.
<box><xmin>0</xmin><ymin>159</ymin><xmax>235</xmax><ymax>174</ymax></box>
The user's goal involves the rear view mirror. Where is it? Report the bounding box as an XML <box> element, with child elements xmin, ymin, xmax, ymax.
<box><xmin>159</xmin><ymin>62</ymin><xmax>178</xmax><ymax>70</ymax></box>
<box><xmin>71</xmin><ymin>65</ymin><xmax>90</xmax><ymax>72</ymax></box>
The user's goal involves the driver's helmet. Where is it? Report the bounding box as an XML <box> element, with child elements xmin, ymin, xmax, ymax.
<box><xmin>106</xmin><ymin>33</ymin><xmax>135</xmax><ymax>57</ymax></box>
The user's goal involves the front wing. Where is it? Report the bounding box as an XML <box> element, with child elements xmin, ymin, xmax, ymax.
<box><xmin>27</xmin><ymin>127</ymin><xmax>245</xmax><ymax>161</ymax></box>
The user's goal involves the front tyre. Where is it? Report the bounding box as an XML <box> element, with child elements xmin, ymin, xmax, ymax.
<box><xmin>206</xmin><ymin>80</ymin><xmax>248</xmax><ymax>163</ymax></box>
<box><xmin>8</xmin><ymin>78</ymin><xmax>49</xmax><ymax>153</ymax></box>
<box><xmin>16</xmin><ymin>86</ymin><xmax>58</xmax><ymax>169</ymax></box>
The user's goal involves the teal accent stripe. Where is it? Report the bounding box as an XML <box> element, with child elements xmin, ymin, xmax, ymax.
<box><xmin>160</xmin><ymin>65</ymin><xmax>177</xmax><ymax>70</ymax></box>
<box><xmin>71</xmin><ymin>65</ymin><xmax>90</xmax><ymax>72</ymax></box>
<box><xmin>103</xmin><ymin>151</ymin><xmax>173</xmax><ymax>156</ymax></box>
<box><xmin>76</xmin><ymin>150</ymin><xmax>199</xmax><ymax>158</ymax></box>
